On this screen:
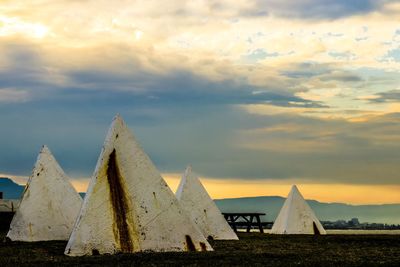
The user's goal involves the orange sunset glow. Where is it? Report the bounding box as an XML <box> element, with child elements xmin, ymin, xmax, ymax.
<box><xmin>69</xmin><ymin>175</ymin><xmax>400</xmax><ymax>205</ymax></box>
<box><xmin>3</xmin><ymin>172</ymin><xmax>400</xmax><ymax>205</ymax></box>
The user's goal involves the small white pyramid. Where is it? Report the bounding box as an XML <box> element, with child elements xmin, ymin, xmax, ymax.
<box><xmin>176</xmin><ymin>166</ymin><xmax>238</xmax><ymax>240</ymax></box>
<box><xmin>65</xmin><ymin>115</ymin><xmax>212</xmax><ymax>256</ymax></box>
<box><xmin>270</xmin><ymin>185</ymin><xmax>326</xmax><ymax>235</ymax></box>
<box><xmin>7</xmin><ymin>146</ymin><xmax>83</xmax><ymax>241</ymax></box>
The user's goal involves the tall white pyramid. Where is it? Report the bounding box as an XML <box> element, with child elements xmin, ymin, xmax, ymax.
<box><xmin>7</xmin><ymin>146</ymin><xmax>83</xmax><ymax>241</ymax></box>
<box><xmin>270</xmin><ymin>185</ymin><xmax>326</xmax><ymax>235</ymax></box>
<box><xmin>65</xmin><ymin>115</ymin><xmax>212</xmax><ymax>256</ymax></box>
<box><xmin>176</xmin><ymin>166</ymin><xmax>238</xmax><ymax>240</ymax></box>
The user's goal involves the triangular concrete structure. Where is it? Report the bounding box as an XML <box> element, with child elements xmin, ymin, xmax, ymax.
<box><xmin>7</xmin><ymin>146</ymin><xmax>83</xmax><ymax>241</ymax></box>
<box><xmin>65</xmin><ymin>115</ymin><xmax>212</xmax><ymax>256</ymax></box>
<box><xmin>176</xmin><ymin>166</ymin><xmax>238</xmax><ymax>240</ymax></box>
<box><xmin>270</xmin><ymin>185</ymin><xmax>326</xmax><ymax>235</ymax></box>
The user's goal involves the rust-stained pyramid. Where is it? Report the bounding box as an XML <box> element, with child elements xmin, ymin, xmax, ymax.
<box><xmin>65</xmin><ymin>115</ymin><xmax>213</xmax><ymax>256</ymax></box>
<box><xmin>7</xmin><ymin>146</ymin><xmax>83</xmax><ymax>241</ymax></box>
<box><xmin>176</xmin><ymin>166</ymin><xmax>238</xmax><ymax>240</ymax></box>
<box><xmin>271</xmin><ymin>185</ymin><xmax>326</xmax><ymax>235</ymax></box>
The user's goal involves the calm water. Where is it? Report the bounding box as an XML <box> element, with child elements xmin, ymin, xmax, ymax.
<box><xmin>327</xmin><ymin>229</ymin><xmax>400</xmax><ymax>235</ymax></box>
<box><xmin>255</xmin><ymin>229</ymin><xmax>400</xmax><ymax>234</ymax></box>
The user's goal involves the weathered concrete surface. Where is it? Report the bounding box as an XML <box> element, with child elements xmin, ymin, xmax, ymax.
<box><xmin>176</xmin><ymin>166</ymin><xmax>238</xmax><ymax>240</ymax></box>
<box><xmin>65</xmin><ymin>115</ymin><xmax>212</xmax><ymax>256</ymax></box>
<box><xmin>271</xmin><ymin>185</ymin><xmax>326</xmax><ymax>235</ymax></box>
<box><xmin>6</xmin><ymin>146</ymin><xmax>83</xmax><ymax>241</ymax></box>
<box><xmin>0</xmin><ymin>200</ymin><xmax>19</xmax><ymax>212</ymax></box>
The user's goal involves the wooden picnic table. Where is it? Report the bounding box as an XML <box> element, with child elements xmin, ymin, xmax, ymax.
<box><xmin>222</xmin><ymin>212</ymin><xmax>272</xmax><ymax>233</ymax></box>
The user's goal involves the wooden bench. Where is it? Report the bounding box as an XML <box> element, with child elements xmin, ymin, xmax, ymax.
<box><xmin>222</xmin><ymin>212</ymin><xmax>273</xmax><ymax>233</ymax></box>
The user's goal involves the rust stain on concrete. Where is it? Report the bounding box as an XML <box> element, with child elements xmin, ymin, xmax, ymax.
<box><xmin>199</xmin><ymin>242</ymin><xmax>207</xmax><ymax>251</ymax></box>
<box><xmin>107</xmin><ymin>149</ymin><xmax>134</xmax><ymax>253</ymax></box>
<box><xmin>185</xmin><ymin>235</ymin><xmax>196</xmax><ymax>252</ymax></box>
<box><xmin>28</xmin><ymin>223</ymin><xmax>33</xmax><ymax>239</ymax></box>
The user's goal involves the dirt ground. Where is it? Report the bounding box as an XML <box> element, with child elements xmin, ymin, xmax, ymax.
<box><xmin>1</xmin><ymin>231</ymin><xmax>399</xmax><ymax>266</ymax></box>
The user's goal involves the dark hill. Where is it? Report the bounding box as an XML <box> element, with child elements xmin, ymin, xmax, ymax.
<box><xmin>0</xmin><ymin>177</ymin><xmax>25</xmax><ymax>199</ymax></box>
<box><xmin>215</xmin><ymin>196</ymin><xmax>400</xmax><ymax>224</ymax></box>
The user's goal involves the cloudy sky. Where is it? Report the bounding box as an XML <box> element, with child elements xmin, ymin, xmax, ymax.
<box><xmin>1</xmin><ymin>0</ymin><xmax>400</xmax><ymax>204</ymax></box>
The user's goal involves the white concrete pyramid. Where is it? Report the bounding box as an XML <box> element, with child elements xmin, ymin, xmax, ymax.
<box><xmin>65</xmin><ymin>115</ymin><xmax>212</xmax><ymax>256</ymax></box>
<box><xmin>270</xmin><ymin>185</ymin><xmax>326</xmax><ymax>235</ymax></box>
<box><xmin>176</xmin><ymin>166</ymin><xmax>238</xmax><ymax>240</ymax></box>
<box><xmin>7</xmin><ymin>146</ymin><xmax>83</xmax><ymax>241</ymax></box>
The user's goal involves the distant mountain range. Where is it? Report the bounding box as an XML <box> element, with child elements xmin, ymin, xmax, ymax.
<box><xmin>215</xmin><ymin>196</ymin><xmax>400</xmax><ymax>225</ymax></box>
<box><xmin>1</xmin><ymin>177</ymin><xmax>399</xmax><ymax>224</ymax></box>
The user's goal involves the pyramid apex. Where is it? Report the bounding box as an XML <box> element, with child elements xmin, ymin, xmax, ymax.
<box><xmin>184</xmin><ymin>165</ymin><xmax>193</xmax><ymax>175</ymax></box>
<box><xmin>108</xmin><ymin>114</ymin><xmax>128</xmax><ymax>134</ymax></box>
<box><xmin>289</xmin><ymin>185</ymin><xmax>302</xmax><ymax>198</ymax></box>
<box><xmin>39</xmin><ymin>145</ymin><xmax>54</xmax><ymax>160</ymax></box>
<box><xmin>112</xmin><ymin>114</ymin><xmax>125</xmax><ymax>125</ymax></box>
<box><xmin>40</xmin><ymin>145</ymin><xmax>51</xmax><ymax>153</ymax></box>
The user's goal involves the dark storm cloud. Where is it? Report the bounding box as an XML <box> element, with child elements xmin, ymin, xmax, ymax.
<box><xmin>0</xmin><ymin>39</ymin><xmax>322</xmax><ymax>178</ymax></box>
<box><xmin>0</xmin><ymin>37</ymin><xmax>321</xmax><ymax>107</ymax></box>
<box><xmin>67</xmin><ymin>69</ymin><xmax>324</xmax><ymax>107</ymax></box>
<box><xmin>0</xmin><ymin>43</ymin><xmax>52</xmax><ymax>90</ymax></box>
<box><xmin>280</xmin><ymin>62</ymin><xmax>332</xmax><ymax>79</ymax></box>
<box><xmin>319</xmin><ymin>72</ymin><xmax>363</xmax><ymax>82</ymax></box>
<box><xmin>281</xmin><ymin>62</ymin><xmax>363</xmax><ymax>83</ymax></box>
<box><xmin>370</xmin><ymin>90</ymin><xmax>400</xmax><ymax>103</ymax></box>
<box><xmin>0</xmin><ymin>38</ymin><xmax>399</xmax><ymax>186</ymax></box>
<box><xmin>1</xmin><ymin>97</ymin><xmax>400</xmax><ymax>185</ymax></box>
<box><xmin>243</xmin><ymin>0</ymin><xmax>392</xmax><ymax>20</ymax></box>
